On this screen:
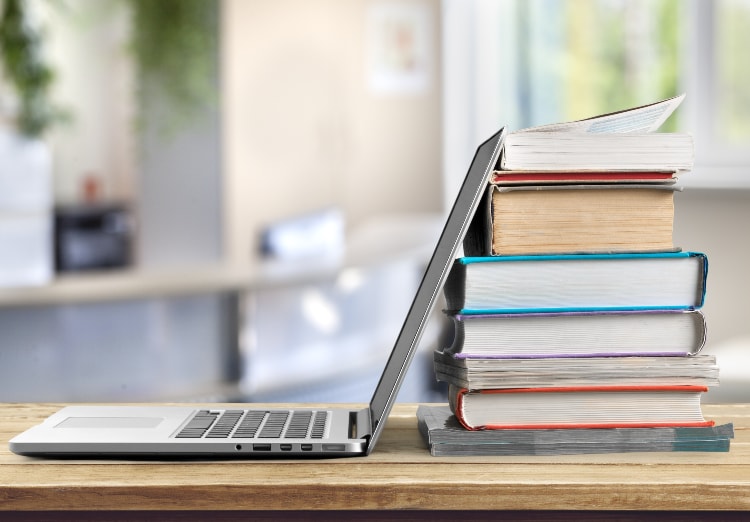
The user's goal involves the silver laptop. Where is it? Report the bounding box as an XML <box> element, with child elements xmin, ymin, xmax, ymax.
<box><xmin>9</xmin><ymin>128</ymin><xmax>506</xmax><ymax>458</ymax></box>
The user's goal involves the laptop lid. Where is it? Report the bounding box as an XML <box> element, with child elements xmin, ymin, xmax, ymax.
<box><xmin>365</xmin><ymin>127</ymin><xmax>506</xmax><ymax>454</ymax></box>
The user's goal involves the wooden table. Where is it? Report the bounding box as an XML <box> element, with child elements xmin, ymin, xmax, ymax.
<box><xmin>1</xmin><ymin>403</ymin><xmax>748</xmax><ymax>520</ymax></box>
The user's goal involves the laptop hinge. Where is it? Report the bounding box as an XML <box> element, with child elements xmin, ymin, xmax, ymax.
<box><xmin>350</xmin><ymin>408</ymin><xmax>372</xmax><ymax>440</ymax></box>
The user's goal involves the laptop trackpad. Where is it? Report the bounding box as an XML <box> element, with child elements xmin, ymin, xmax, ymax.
<box><xmin>56</xmin><ymin>417</ymin><xmax>164</xmax><ymax>429</ymax></box>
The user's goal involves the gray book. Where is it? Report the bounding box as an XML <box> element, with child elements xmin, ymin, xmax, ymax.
<box><xmin>417</xmin><ymin>405</ymin><xmax>733</xmax><ymax>456</ymax></box>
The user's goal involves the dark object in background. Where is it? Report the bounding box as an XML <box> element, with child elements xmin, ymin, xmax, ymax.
<box><xmin>54</xmin><ymin>204</ymin><xmax>133</xmax><ymax>272</ymax></box>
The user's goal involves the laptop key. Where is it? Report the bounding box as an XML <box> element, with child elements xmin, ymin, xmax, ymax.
<box><xmin>233</xmin><ymin>410</ymin><xmax>266</xmax><ymax>438</ymax></box>
<box><xmin>284</xmin><ymin>411</ymin><xmax>313</xmax><ymax>439</ymax></box>
<box><xmin>310</xmin><ymin>411</ymin><xmax>328</xmax><ymax>439</ymax></box>
<box><xmin>176</xmin><ymin>411</ymin><xmax>219</xmax><ymax>438</ymax></box>
<box><xmin>206</xmin><ymin>411</ymin><xmax>243</xmax><ymax>438</ymax></box>
<box><xmin>258</xmin><ymin>411</ymin><xmax>289</xmax><ymax>438</ymax></box>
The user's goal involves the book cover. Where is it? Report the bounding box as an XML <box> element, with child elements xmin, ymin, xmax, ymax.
<box><xmin>417</xmin><ymin>405</ymin><xmax>733</xmax><ymax>456</ymax></box>
<box><xmin>490</xmin><ymin>170</ymin><xmax>679</xmax><ymax>185</ymax></box>
<box><xmin>433</xmin><ymin>351</ymin><xmax>720</xmax><ymax>390</ymax></box>
<box><xmin>464</xmin><ymin>184</ymin><xmax>679</xmax><ymax>256</ymax></box>
<box><xmin>513</xmin><ymin>93</ymin><xmax>685</xmax><ymax>134</ymax></box>
<box><xmin>443</xmin><ymin>252</ymin><xmax>708</xmax><ymax>314</ymax></box>
<box><xmin>448</xmin><ymin>384</ymin><xmax>714</xmax><ymax>431</ymax></box>
<box><xmin>442</xmin><ymin>309</ymin><xmax>707</xmax><ymax>358</ymax></box>
<box><xmin>499</xmin><ymin>132</ymin><xmax>694</xmax><ymax>172</ymax></box>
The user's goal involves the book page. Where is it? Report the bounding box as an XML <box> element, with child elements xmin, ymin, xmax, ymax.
<box><xmin>517</xmin><ymin>93</ymin><xmax>685</xmax><ymax>134</ymax></box>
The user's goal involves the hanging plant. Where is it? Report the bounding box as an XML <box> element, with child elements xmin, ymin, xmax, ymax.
<box><xmin>0</xmin><ymin>0</ymin><xmax>67</xmax><ymax>137</ymax></box>
<box><xmin>127</xmin><ymin>0</ymin><xmax>218</xmax><ymax>135</ymax></box>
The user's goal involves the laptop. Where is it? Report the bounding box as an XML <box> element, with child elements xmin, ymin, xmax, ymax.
<box><xmin>9</xmin><ymin>128</ymin><xmax>506</xmax><ymax>458</ymax></box>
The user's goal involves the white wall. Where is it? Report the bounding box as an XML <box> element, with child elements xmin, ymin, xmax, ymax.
<box><xmin>221</xmin><ymin>0</ymin><xmax>443</xmax><ymax>266</ymax></box>
<box><xmin>674</xmin><ymin>188</ymin><xmax>750</xmax><ymax>402</ymax></box>
<box><xmin>42</xmin><ymin>2</ymin><xmax>135</xmax><ymax>205</ymax></box>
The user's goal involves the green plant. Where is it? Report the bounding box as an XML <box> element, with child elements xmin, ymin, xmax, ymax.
<box><xmin>127</xmin><ymin>0</ymin><xmax>218</xmax><ymax>135</ymax></box>
<box><xmin>0</xmin><ymin>0</ymin><xmax>66</xmax><ymax>137</ymax></box>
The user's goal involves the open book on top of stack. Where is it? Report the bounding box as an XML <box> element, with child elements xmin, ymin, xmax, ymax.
<box><xmin>420</xmin><ymin>94</ymin><xmax>733</xmax><ymax>456</ymax></box>
<box><xmin>463</xmin><ymin>94</ymin><xmax>692</xmax><ymax>257</ymax></box>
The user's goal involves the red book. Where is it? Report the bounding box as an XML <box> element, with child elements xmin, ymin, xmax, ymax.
<box><xmin>491</xmin><ymin>170</ymin><xmax>677</xmax><ymax>185</ymax></box>
<box><xmin>448</xmin><ymin>384</ymin><xmax>714</xmax><ymax>431</ymax></box>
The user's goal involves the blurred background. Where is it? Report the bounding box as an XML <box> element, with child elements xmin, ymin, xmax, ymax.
<box><xmin>0</xmin><ymin>0</ymin><xmax>748</xmax><ymax>404</ymax></box>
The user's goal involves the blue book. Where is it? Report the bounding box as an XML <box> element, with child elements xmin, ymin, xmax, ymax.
<box><xmin>443</xmin><ymin>252</ymin><xmax>708</xmax><ymax>314</ymax></box>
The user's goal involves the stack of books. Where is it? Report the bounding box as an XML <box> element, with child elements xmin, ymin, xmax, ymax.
<box><xmin>419</xmin><ymin>94</ymin><xmax>734</xmax><ymax>456</ymax></box>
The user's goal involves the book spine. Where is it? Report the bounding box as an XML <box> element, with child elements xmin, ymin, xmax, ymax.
<box><xmin>471</xmin><ymin>385</ymin><xmax>709</xmax><ymax>395</ymax></box>
<box><xmin>478</xmin><ymin>421</ymin><xmax>716</xmax><ymax>430</ymax></box>
<box><xmin>451</xmin><ymin>352</ymin><xmax>693</xmax><ymax>359</ymax></box>
<box><xmin>459</xmin><ymin>251</ymin><xmax>704</xmax><ymax>264</ymax></box>
<box><xmin>457</xmin><ymin>306</ymin><xmax>697</xmax><ymax>315</ymax></box>
<box><xmin>449</xmin><ymin>385</ymin><xmax>713</xmax><ymax>430</ymax></box>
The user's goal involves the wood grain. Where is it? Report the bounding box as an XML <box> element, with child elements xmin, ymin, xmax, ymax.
<box><xmin>1</xmin><ymin>403</ymin><xmax>748</xmax><ymax>512</ymax></box>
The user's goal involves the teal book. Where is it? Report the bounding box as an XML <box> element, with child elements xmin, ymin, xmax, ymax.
<box><xmin>443</xmin><ymin>252</ymin><xmax>708</xmax><ymax>314</ymax></box>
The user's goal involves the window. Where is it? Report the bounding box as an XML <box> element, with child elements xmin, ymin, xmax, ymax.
<box><xmin>442</xmin><ymin>0</ymin><xmax>750</xmax><ymax>199</ymax></box>
<box><xmin>714</xmin><ymin>0</ymin><xmax>750</xmax><ymax>145</ymax></box>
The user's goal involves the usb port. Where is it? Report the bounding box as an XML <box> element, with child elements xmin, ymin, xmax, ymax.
<box><xmin>253</xmin><ymin>444</ymin><xmax>271</xmax><ymax>451</ymax></box>
<box><xmin>280</xmin><ymin>444</ymin><xmax>292</xmax><ymax>451</ymax></box>
<box><xmin>300</xmin><ymin>444</ymin><xmax>313</xmax><ymax>451</ymax></box>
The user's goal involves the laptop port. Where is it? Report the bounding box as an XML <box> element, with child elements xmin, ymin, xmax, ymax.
<box><xmin>300</xmin><ymin>444</ymin><xmax>313</xmax><ymax>451</ymax></box>
<box><xmin>253</xmin><ymin>444</ymin><xmax>271</xmax><ymax>451</ymax></box>
<box><xmin>280</xmin><ymin>444</ymin><xmax>292</xmax><ymax>451</ymax></box>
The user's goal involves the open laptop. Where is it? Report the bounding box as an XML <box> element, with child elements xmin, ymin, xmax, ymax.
<box><xmin>9</xmin><ymin>128</ymin><xmax>506</xmax><ymax>458</ymax></box>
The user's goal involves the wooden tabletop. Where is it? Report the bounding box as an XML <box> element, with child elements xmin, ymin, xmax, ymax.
<box><xmin>1</xmin><ymin>403</ymin><xmax>749</xmax><ymax>515</ymax></box>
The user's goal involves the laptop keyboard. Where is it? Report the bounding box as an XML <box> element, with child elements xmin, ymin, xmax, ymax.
<box><xmin>175</xmin><ymin>409</ymin><xmax>329</xmax><ymax>439</ymax></box>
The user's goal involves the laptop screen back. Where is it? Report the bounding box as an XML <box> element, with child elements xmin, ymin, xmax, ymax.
<box><xmin>366</xmin><ymin>128</ymin><xmax>506</xmax><ymax>453</ymax></box>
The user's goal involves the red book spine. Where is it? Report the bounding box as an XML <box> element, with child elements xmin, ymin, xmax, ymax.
<box><xmin>453</xmin><ymin>385</ymin><xmax>713</xmax><ymax>431</ymax></box>
<box><xmin>491</xmin><ymin>171</ymin><xmax>675</xmax><ymax>183</ymax></box>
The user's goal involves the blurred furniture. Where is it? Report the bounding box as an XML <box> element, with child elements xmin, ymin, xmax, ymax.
<box><xmin>54</xmin><ymin>204</ymin><xmax>133</xmax><ymax>272</ymax></box>
<box><xmin>0</xmin><ymin>265</ymin><xmax>255</xmax><ymax>402</ymax></box>
<box><xmin>1</xmin><ymin>402</ymin><xmax>748</xmax><ymax>517</ymax></box>
<box><xmin>0</xmin><ymin>256</ymin><xmax>441</xmax><ymax>403</ymax></box>
<box><xmin>0</xmin><ymin>264</ymin><xmax>331</xmax><ymax>402</ymax></box>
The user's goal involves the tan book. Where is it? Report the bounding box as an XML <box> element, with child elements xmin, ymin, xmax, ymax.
<box><xmin>465</xmin><ymin>184</ymin><xmax>678</xmax><ymax>256</ymax></box>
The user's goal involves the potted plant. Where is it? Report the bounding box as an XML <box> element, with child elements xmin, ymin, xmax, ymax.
<box><xmin>127</xmin><ymin>0</ymin><xmax>218</xmax><ymax>137</ymax></box>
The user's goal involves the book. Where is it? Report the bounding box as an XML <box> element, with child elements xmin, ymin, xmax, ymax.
<box><xmin>497</xmin><ymin>95</ymin><xmax>693</xmax><ymax>172</ymax></box>
<box><xmin>464</xmin><ymin>183</ymin><xmax>679</xmax><ymax>256</ymax></box>
<box><xmin>499</xmin><ymin>132</ymin><xmax>694</xmax><ymax>172</ymax></box>
<box><xmin>516</xmin><ymin>93</ymin><xmax>686</xmax><ymax>134</ymax></box>
<box><xmin>447</xmin><ymin>384</ymin><xmax>714</xmax><ymax>430</ymax></box>
<box><xmin>416</xmin><ymin>405</ymin><xmax>734</xmax><ymax>456</ymax></box>
<box><xmin>490</xmin><ymin>170</ymin><xmax>679</xmax><ymax>185</ymax></box>
<box><xmin>442</xmin><ymin>310</ymin><xmax>707</xmax><ymax>358</ymax></box>
<box><xmin>433</xmin><ymin>352</ymin><xmax>720</xmax><ymax>389</ymax></box>
<box><xmin>443</xmin><ymin>252</ymin><xmax>708</xmax><ymax>314</ymax></box>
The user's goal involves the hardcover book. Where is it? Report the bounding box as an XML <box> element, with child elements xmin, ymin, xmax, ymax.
<box><xmin>464</xmin><ymin>183</ymin><xmax>679</xmax><ymax>256</ymax></box>
<box><xmin>443</xmin><ymin>252</ymin><xmax>708</xmax><ymax>314</ymax></box>
<box><xmin>441</xmin><ymin>309</ymin><xmax>707</xmax><ymax>358</ymax></box>
<box><xmin>448</xmin><ymin>384</ymin><xmax>714</xmax><ymax>430</ymax></box>
<box><xmin>490</xmin><ymin>170</ymin><xmax>679</xmax><ymax>185</ymax></box>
